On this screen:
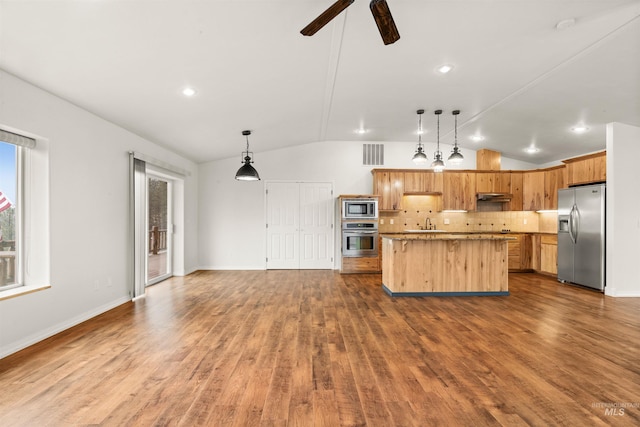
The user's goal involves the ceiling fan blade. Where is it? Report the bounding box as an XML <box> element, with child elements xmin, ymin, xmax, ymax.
<box><xmin>370</xmin><ymin>0</ymin><xmax>400</xmax><ymax>45</ymax></box>
<box><xmin>301</xmin><ymin>0</ymin><xmax>355</xmax><ymax>36</ymax></box>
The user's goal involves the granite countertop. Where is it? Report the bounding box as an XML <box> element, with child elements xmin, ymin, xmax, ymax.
<box><xmin>381</xmin><ymin>234</ymin><xmax>516</xmax><ymax>241</ymax></box>
<box><xmin>380</xmin><ymin>231</ymin><xmax>557</xmax><ymax>236</ymax></box>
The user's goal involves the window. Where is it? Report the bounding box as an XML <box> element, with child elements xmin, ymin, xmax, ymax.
<box><xmin>0</xmin><ymin>128</ymin><xmax>48</xmax><ymax>298</ymax></box>
<box><xmin>0</xmin><ymin>141</ymin><xmax>18</xmax><ymax>290</ymax></box>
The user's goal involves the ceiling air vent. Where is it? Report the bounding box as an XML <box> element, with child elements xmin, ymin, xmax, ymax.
<box><xmin>363</xmin><ymin>143</ymin><xmax>384</xmax><ymax>166</ymax></box>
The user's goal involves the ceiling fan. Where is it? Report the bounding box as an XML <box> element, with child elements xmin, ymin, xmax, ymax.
<box><xmin>301</xmin><ymin>0</ymin><xmax>400</xmax><ymax>45</ymax></box>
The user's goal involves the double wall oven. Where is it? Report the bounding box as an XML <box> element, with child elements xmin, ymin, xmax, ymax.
<box><xmin>341</xmin><ymin>197</ymin><xmax>379</xmax><ymax>258</ymax></box>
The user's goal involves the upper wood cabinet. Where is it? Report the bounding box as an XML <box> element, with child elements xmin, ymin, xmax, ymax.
<box><xmin>563</xmin><ymin>151</ymin><xmax>606</xmax><ymax>186</ymax></box>
<box><xmin>543</xmin><ymin>167</ymin><xmax>567</xmax><ymax>210</ymax></box>
<box><xmin>509</xmin><ymin>172</ymin><xmax>524</xmax><ymax>212</ymax></box>
<box><xmin>443</xmin><ymin>172</ymin><xmax>476</xmax><ymax>211</ymax></box>
<box><xmin>404</xmin><ymin>171</ymin><xmax>444</xmax><ymax>193</ymax></box>
<box><xmin>373</xmin><ymin>170</ymin><xmax>404</xmax><ymax>210</ymax></box>
<box><xmin>523</xmin><ymin>171</ymin><xmax>545</xmax><ymax>211</ymax></box>
<box><xmin>476</xmin><ymin>171</ymin><xmax>511</xmax><ymax>193</ymax></box>
<box><xmin>476</xmin><ymin>149</ymin><xmax>502</xmax><ymax>171</ymax></box>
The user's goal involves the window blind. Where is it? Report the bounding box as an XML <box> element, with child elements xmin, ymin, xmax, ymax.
<box><xmin>0</xmin><ymin>129</ymin><xmax>36</xmax><ymax>149</ymax></box>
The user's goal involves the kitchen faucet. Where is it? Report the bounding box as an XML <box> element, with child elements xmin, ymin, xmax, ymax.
<box><xmin>425</xmin><ymin>217</ymin><xmax>434</xmax><ymax>230</ymax></box>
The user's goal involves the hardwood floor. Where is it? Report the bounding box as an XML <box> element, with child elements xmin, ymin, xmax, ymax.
<box><xmin>1</xmin><ymin>271</ymin><xmax>639</xmax><ymax>426</ymax></box>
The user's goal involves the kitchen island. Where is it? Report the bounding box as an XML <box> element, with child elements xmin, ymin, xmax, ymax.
<box><xmin>381</xmin><ymin>234</ymin><xmax>512</xmax><ymax>296</ymax></box>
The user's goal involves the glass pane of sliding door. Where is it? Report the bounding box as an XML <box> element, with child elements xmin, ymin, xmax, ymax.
<box><xmin>147</xmin><ymin>176</ymin><xmax>172</xmax><ymax>285</ymax></box>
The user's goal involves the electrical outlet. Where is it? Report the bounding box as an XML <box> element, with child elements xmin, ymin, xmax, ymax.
<box><xmin>444</xmin><ymin>218</ymin><xmax>450</xmax><ymax>225</ymax></box>
<box><xmin>379</xmin><ymin>218</ymin><xmax>384</xmax><ymax>225</ymax></box>
<box><xmin>390</xmin><ymin>219</ymin><xmax>394</xmax><ymax>225</ymax></box>
<box><xmin>524</xmin><ymin>219</ymin><xmax>527</xmax><ymax>225</ymax></box>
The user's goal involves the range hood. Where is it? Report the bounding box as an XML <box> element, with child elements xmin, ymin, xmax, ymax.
<box><xmin>476</xmin><ymin>192</ymin><xmax>513</xmax><ymax>202</ymax></box>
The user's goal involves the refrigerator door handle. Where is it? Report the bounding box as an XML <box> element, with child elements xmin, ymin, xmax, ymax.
<box><xmin>569</xmin><ymin>204</ymin><xmax>578</xmax><ymax>243</ymax></box>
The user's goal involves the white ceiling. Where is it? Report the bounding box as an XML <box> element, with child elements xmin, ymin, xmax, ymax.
<box><xmin>1</xmin><ymin>0</ymin><xmax>639</xmax><ymax>165</ymax></box>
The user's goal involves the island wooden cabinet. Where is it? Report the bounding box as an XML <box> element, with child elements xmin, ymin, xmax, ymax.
<box><xmin>373</xmin><ymin>170</ymin><xmax>404</xmax><ymax>210</ymax></box>
<box><xmin>522</xmin><ymin>171</ymin><xmax>545</xmax><ymax>211</ymax></box>
<box><xmin>443</xmin><ymin>172</ymin><xmax>476</xmax><ymax>211</ymax></box>
<box><xmin>563</xmin><ymin>151</ymin><xmax>606</xmax><ymax>186</ymax></box>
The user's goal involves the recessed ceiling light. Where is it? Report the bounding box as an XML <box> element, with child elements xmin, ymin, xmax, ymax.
<box><xmin>571</xmin><ymin>125</ymin><xmax>590</xmax><ymax>134</ymax></box>
<box><xmin>182</xmin><ymin>87</ymin><xmax>196</xmax><ymax>97</ymax></box>
<box><xmin>525</xmin><ymin>146</ymin><xmax>540</xmax><ymax>154</ymax></box>
<box><xmin>470</xmin><ymin>135</ymin><xmax>484</xmax><ymax>142</ymax></box>
<box><xmin>436</xmin><ymin>64</ymin><xmax>454</xmax><ymax>74</ymax></box>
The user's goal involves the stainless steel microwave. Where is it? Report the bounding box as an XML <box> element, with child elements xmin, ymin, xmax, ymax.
<box><xmin>342</xmin><ymin>198</ymin><xmax>378</xmax><ymax>219</ymax></box>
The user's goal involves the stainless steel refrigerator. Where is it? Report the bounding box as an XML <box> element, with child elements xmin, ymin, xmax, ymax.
<box><xmin>557</xmin><ymin>184</ymin><xmax>606</xmax><ymax>291</ymax></box>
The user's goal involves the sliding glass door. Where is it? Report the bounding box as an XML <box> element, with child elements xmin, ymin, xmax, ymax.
<box><xmin>147</xmin><ymin>175</ymin><xmax>172</xmax><ymax>285</ymax></box>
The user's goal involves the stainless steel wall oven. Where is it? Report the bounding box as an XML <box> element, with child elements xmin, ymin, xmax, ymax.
<box><xmin>342</xmin><ymin>222</ymin><xmax>379</xmax><ymax>257</ymax></box>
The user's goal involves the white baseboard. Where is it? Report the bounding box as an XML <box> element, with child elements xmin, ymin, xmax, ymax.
<box><xmin>1</xmin><ymin>296</ymin><xmax>131</xmax><ymax>359</ymax></box>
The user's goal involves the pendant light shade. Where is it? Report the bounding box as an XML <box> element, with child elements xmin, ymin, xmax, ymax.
<box><xmin>235</xmin><ymin>130</ymin><xmax>261</xmax><ymax>181</ymax></box>
<box><xmin>448</xmin><ymin>109</ymin><xmax>464</xmax><ymax>164</ymax></box>
<box><xmin>412</xmin><ymin>109</ymin><xmax>428</xmax><ymax>164</ymax></box>
<box><xmin>431</xmin><ymin>110</ymin><xmax>445</xmax><ymax>172</ymax></box>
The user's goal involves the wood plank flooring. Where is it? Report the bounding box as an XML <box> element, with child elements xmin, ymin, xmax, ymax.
<box><xmin>1</xmin><ymin>271</ymin><xmax>640</xmax><ymax>426</ymax></box>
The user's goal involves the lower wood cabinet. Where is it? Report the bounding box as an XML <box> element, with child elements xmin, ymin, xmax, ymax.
<box><xmin>539</xmin><ymin>234</ymin><xmax>558</xmax><ymax>275</ymax></box>
<box><xmin>341</xmin><ymin>256</ymin><xmax>380</xmax><ymax>274</ymax></box>
<box><xmin>508</xmin><ymin>234</ymin><xmax>533</xmax><ymax>272</ymax></box>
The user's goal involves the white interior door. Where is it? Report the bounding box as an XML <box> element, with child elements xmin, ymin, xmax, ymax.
<box><xmin>266</xmin><ymin>182</ymin><xmax>300</xmax><ymax>269</ymax></box>
<box><xmin>266</xmin><ymin>182</ymin><xmax>334</xmax><ymax>269</ymax></box>
<box><xmin>299</xmin><ymin>183</ymin><xmax>333</xmax><ymax>269</ymax></box>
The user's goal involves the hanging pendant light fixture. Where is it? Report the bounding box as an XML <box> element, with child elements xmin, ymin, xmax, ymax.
<box><xmin>431</xmin><ymin>110</ymin><xmax>445</xmax><ymax>172</ymax></box>
<box><xmin>412</xmin><ymin>109</ymin><xmax>428</xmax><ymax>164</ymax></box>
<box><xmin>448</xmin><ymin>109</ymin><xmax>464</xmax><ymax>164</ymax></box>
<box><xmin>235</xmin><ymin>130</ymin><xmax>261</xmax><ymax>181</ymax></box>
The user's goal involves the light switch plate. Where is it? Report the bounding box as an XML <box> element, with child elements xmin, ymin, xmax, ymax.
<box><xmin>444</xmin><ymin>218</ymin><xmax>450</xmax><ymax>225</ymax></box>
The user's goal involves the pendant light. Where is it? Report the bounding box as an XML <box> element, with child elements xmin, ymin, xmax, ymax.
<box><xmin>431</xmin><ymin>109</ymin><xmax>445</xmax><ymax>172</ymax></box>
<box><xmin>235</xmin><ymin>130</ymin><xmax>261</xmax><ymax>181</ymax></box>
<box><xmin>448</xmin><ymin>109</ymin><xmax>464</xmax><ymax>164</ymax></box>
<box><xmin>412</xmin><ymin>109</ymin><xmax>428</xmax><ymax>164</ymax></box>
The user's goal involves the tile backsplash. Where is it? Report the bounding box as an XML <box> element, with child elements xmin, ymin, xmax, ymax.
<box><xmin>379</xmin><ymin>195</ymin><xmax>558</xmax><ymax>234</ymax></box>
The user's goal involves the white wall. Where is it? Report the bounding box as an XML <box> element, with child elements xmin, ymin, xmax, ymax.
<box><xmin>0</xmin><ymin>71</ymin><xmax>199</xmax><ymax>357</ymax></box>
<box><xmin>198</xmin><ymin>140</ymin><xmax>535</xmax><ymax>270</ymax></box>
<box><xmin>606</xmin><ymin>122</ymin><xmax>640</xmax><ymax>297</ymax></box>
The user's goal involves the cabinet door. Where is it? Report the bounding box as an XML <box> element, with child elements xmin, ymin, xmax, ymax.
<box><xmin>544</xmin><ymin>168</ymin><xmax>566</xmax><ymax>210</ymax></box>
<box><xmin>404</xmin><ymin>171</ymin><xmax>443</xmax><ymax>193</ymax></box>
<box><xmin>508</xmin><ymin>173</ymin><xmax>523</xmax><ymax>212</ymax></box>
<box><xmin>508</xmin><ymin>235</ymin><xmax>521</xmax><ymax>270</ymax></box>
<box><xmin>523</xmin><ymin>171</ymin><xmax>545</xmax><ymax>211</ymax></box>
<box><xmin>476</xmin><ymin>172</ymin><xmax>498</xmax><ymax>193</ymax></box>
<box><xmin>567</xmin><ymin>154</ymin><xmax>606</xmax><ymax>186</ymax></box>
<box><xmin>374</xmin><ymin>171</ymin><xmax>404</xmax><ymax>210</ymax></box>
<box><xmin>443</xmin><ymin>172</ymin><xmax>476</xmax><ymax>211</ymax></box>
<box><xmin>404</xmin><ymin>171</ymin><xmax>425</xmax><ymax>192</ymax></box>
<box><xmin>425</xmin><ymin>172</ymin><xmax>444</xmax><ymax>193</ymax></box>
<box><xmin>540</xmin><ymin>235</ymin><xmax>558</xmax><ymax>274</ymax></box>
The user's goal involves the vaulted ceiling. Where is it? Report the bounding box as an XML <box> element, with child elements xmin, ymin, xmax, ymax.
<box><xmin>1</xmin><ymin>0</ymin><xmax>639</xmax><ymax>164</ymax></box>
